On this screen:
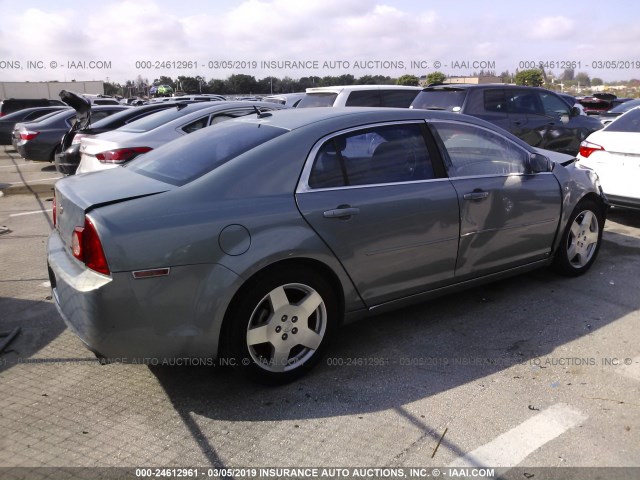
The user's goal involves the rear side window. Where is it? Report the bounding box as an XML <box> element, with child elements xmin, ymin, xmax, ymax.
<box><xmin>380</xmin><ymin>90</ymin><xmax>420</xmax><ymax>108</ymax></box>
<box><xmin>128</xmin><ymin>122</ymin><xmax>287</xmax><ymax>186</ymax></box>
<box><xmin>345</xmin><ymin>90</ymin><xmax>380</xmax><ymax>107</ymax></box>
<box><xmin>309</xmin><ymin>123</ymin><xmax>435</xmax><ymax>188</ymax></box>
<box><xmin>484</xmin><ymin>90</ymin><xmax>507</xmax><ymax>113</ymax></box>
<box><xmin>605</xmin><ymin>108</ymin><xmax>640</xmax><ymax>132</ymax></box>
<box><xmin>410</xmin><ymin>89</ymin><xmax>467</xmax><ymax>111</ymax></box>
<box><xmin>120</xmin><ymin>105</ymin><xmax>204</xmax><ymax>132</ymax></box>
<box><xmin>297</xmin><ymin>93</ymin><xmax>338</xmax><ymax>108</ymax></box>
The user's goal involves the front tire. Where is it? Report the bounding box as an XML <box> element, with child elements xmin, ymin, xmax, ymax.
<box><xmin>553</xmin><ymin>199</ymin><xmax>604</xmax><ymax>276</ymax></box>
<box><xmin>227</xmin><ymin>267</ymin><xmax>338</xmax><ymax>384</ymax></box>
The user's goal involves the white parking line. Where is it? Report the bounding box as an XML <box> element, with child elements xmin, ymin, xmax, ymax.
<box><xmin>448</xmin><ymin>403</ymin><xmax>587</xmax><ymax>470</ymax></box>
<box><xmin>9</xmin><ymin>209</ymin><xmax>53</xmax><ymax>217</ymax></box>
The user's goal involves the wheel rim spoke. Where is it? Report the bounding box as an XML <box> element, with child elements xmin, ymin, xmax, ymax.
<box><xmin>270</xmin><ymin>346</ymin><xmax>291</xmax><ymax>372</ymax></box>
<box><xmin>296</xmin><ymin>327</ymin><xmax>323</xmax><ymax>350</ymax></box>
<box><xmin>268</xmin><ymin>286</ymin><xmax>290</xmax><ymax>311</ymax></box>
<box><xmin>580</xmin><ymin>211</ymin><xmax>594</xmax><ymax>229</ymax></box>
<box><xmin>567</xmin><ymin>242</ymin><xmax>577</xmax><ymax>262</ymax></box>
<box><xmin>297</xmin><ymin>291</ymin><xmax>323</xmax><ymax>319</ymax></box>
<box><xmin>585</xmin><ymin>230</ymin><xmax>599</xmax><ymax>246</ymax></box>
<box><xmin>570</xmin><ymin>222</ymin><xmax>581</xmax><ymax>239</ymax></box>
<box><xmin>247</xmin><ymin>325</ymin><xmax>269</xmax><ymax>346</ymax></box>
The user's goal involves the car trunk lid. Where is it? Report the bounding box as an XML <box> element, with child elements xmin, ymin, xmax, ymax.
<box><xmin>54</xmin><ymin>167</ymin><xmax>173</xmax><ymax>251</ymax></box>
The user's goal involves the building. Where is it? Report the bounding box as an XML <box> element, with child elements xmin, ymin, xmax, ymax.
<box><xmin>0</xmin><ymin>81</ymin><xmax>104</xmax><ymax>100</ymax></box>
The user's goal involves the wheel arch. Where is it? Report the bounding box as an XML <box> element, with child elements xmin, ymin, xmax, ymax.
<box><xmin>218</xmin><ymin>257</ymin><xmax>347</xmax><ymax>357</ymax></box>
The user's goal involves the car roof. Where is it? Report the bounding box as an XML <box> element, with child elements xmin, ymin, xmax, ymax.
<box><xmin>306</xmin><ymin>85</ymin><xmax>423</xmax><ymax>93</ymax></box>
<box><xmin>235</xmin><ymin>105</ymin><xmax>506</xmax><ymax>131</ymax></box>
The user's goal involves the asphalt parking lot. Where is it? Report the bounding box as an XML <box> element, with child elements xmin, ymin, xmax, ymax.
<box><xmin>0</xmin><ymin>145</ymin><xmax>639</xmax><ymax>479</ymax></box>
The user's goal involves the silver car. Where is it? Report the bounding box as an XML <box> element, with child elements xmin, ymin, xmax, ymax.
<box><xmin>76</xmin><ymin>101</ymin><xmax>284</xmax><ymax>174</ymax></box>
<box><xmin>48</xmin><ymin>107</ymin><xmax>608</xmax><ymax>383</ymax></box>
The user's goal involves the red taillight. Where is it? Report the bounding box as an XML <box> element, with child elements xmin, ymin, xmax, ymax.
<box><xmin>579</xmin><ymin>141</ymin><xmax>605</xmax><ymax>158</ymax></box>
<box><xmin>20</xmin><ymin>130</ymin><xmax>40</xmax><ymax>141</ymax></box>
<box><xmin>95</xmin><ymin>147</ymin><xmax>152</xmax><ymax>164</ymax></box>
<box><xmin>52</xmin><ymin>193</ymin><xmax>57</xmax><ymax>227</ymax></box>
<box><xmin>72</xmin><ymin>217</ymin><xmax>110</xmax><ymax>275</ymax></box>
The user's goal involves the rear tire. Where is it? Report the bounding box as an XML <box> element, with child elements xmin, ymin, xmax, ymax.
<box><xmin>226</xmin><ymin>267</ymin><xmax>338</xmax><ymax>384</ymax></box>
<box><xmin>552</xmin><ymin>199</ymin><xmax>604</xmax><ymax>276</ymax></box>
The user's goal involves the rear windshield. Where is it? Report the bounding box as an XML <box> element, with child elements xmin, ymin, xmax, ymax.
<box><xmin>128</xmin><ymin>121</ymin><xmax>287</xmax><ymax>186</ymax></box>
<box><xmin>604</xmin><ymin>108</ymin><xmax>640</xmax><ymax>132</ymax></box>
<box><xmin>118</xmin><ymin>104</ymin><xmax>206</xmax><ymax>133</ymax></box>
<box><xmin>410</xmin><ymin>89</ymin><xmax>468</xmax><ymax>111</ymax></box>
<box><xmin>609</xmin><ymin>99</ymin><xmax>640</xmax><ymax>114</ymax></box>
<box><xmin>297</xmin><ymin>93</ymin><xmax>338</xmax><ymax>108</ymax></box>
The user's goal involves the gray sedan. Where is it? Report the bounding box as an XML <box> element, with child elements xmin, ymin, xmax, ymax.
<box><xmin>48</xmin><ymin>107</ymin><xmax>608</xmax><ymax>383</ymax></box>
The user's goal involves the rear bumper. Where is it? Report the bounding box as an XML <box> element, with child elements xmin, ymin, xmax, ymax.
<box><xmin>47</xmin><ymin>231</ymin><xmax>240</xmax><ymax>363</ymax></box>
<box><xmin>54</xmin><ymin>149</ymin><xmax>79</xmax><ymax>175</ymax></box>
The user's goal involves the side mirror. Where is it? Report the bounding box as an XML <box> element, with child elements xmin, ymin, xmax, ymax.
<box><xmin>529</xmin><ymin>153</ymin><xmax>553</xmax><ymax>173</ymax></box>
<box><xmin>571</xmin><ymin>106</ymin><xmax>582</xmax><ymax>117</ymax></box>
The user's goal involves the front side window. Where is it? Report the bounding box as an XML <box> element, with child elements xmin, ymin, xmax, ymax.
<box><xmin>539</xmin><ymin>93</ymin><xmax>570</xmax><ymax>117</ymax></box>
<box><xmin>508</xmin><ymin>91</ymin><xmax>543</xmax><ymax>115</ymax></box>
<box><xmin>433</xmin><ymin>122</ymin><xmax>528</xmax><ymax>177</ymax></box>
<box><xmin>308</xmin><ymin>123</ymin><xmax>435</xmax><ymax>189</ymax></box>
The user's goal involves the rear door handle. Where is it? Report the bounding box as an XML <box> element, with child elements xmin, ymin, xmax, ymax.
<box><xmin>323</xmin><ymin>207</ymin><xmax>360</xmax><ymax>218</ymax></box>
<box><xmin>463</xmin><ymin>191</ymin><xmax>489</xmax><ymax>201</ymax></box>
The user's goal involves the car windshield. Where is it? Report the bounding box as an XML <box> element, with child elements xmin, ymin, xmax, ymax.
<box><xmin>128</xmin><ymin>121</ymin><xmax>288</xmax><ymax>186</ymax></box>
<box><xmin>297</xmin><ymin>93</ymin><xmax>338</xmax><ymax>108</ymax></box>
<box><xmin>604</xmin><ymin>108</ymin><xmax>640</xmax><ymax>132</ymax></box>
<box><xmin>608</xmin><ymin>99</ymin><xmax>640</xmax><ymax>114</ymax></box>
<box><xmin>410</xmin><ymin>89</ymin><xmax>468</xmax><ymax>111</ymax></box>
<box><xmin>118</xmin><ymin>104</ymin><xmax>205</xmax><ymax>133</ymax></box>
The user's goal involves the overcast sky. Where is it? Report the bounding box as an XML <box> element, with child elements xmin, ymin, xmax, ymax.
<box><xmin>1</xmin><ymin>0</ymin><xmax>639</xmax><ymax>84</ymax></box>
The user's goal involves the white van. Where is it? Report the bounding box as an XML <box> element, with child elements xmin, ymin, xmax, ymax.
<box><xmin>297</xmin><ymin>85</ymin><xmax>422</xmax><ymax>108</ymax></box>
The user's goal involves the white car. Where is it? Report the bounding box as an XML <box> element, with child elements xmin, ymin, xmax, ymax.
<box><xmin>76</xmin><ymin>101</ymin><xmax>283</xmax><ymax>174</ymax></box>
<box><xmin>297</xmin><ymin>85</ymin><xmax>422</xmax><ymax>108</ymax></box>
<box><xmin>577</xmin><ymin>106</ymin><xmax>640</xmax><ymax>209</ymax></box>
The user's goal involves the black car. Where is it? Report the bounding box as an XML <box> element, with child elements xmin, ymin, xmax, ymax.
<box><xmin>410</xmin><ymin>84</ymin><xmax>604</xmax><ymax>156</ymax></box>
<box><xmin>0</xmin><ymin>106</ymin><xmax>70</xmax><ymax>145</ymax></box>
<box><xmin>0</xmin><ymin>98</ymin><xmax>66</xmax><ymax>117</ymax></box>
<box><xmin>12</xmin><ymin>92</ymin><xmax>128</xmax><ymax>161</ymax></box>
<box><xmin>55</xmin><ymin>100</ymin><xmax>198</xmax><ymax>175</ymax></box>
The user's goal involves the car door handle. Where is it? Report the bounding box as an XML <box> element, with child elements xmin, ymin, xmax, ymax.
<box><xmin>323</xmin><ymin>207</ymin><xmax>360</xmax><ymax>218</ymax></box>
<box><xmin>463</xmin><ymin>191</ymin><xmax>489</xmax><ymax>201</ymax></box>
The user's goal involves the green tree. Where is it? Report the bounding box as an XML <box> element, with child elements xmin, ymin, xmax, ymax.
<box><xmin>154</xmin><ymin>75</ymin><xmax>176</xmax><ymax>89</ymax></box>
<box><xmin>575</xmin><ymin>72</ymin><xmax>591</xmax><ymax>87</ymax></box>
<box><xmin>226</xmin><ymin>74</ymin><xmax>258</xmax><ymax>94</ymax></box>
<box><xmin>176</xmin><ymin>76</ymin><xmax>202</xmax><ymax>93</ymax></box>
<box><xmin>591</xmin><ymin>77</ymin><xmax>604</xmax><ymax>87</ymax></box>
<box><xmin>104</xmin><ymin>81</ymin><xmax>122</xmax><ymax>97</ymax></box>
<box><xmin>426</xmin><ymin>71</ymin><xmax>447</xmax><ymax>84</ymax></box>
<box><xmin>397</xmin><ymin>74</ymin><xmax>420</xmax><ymax>86</ymax></box>
<box><xmin>514</xmin><ymin>69</ymin><xmax>544</xmax><ymax>87</ymax></box>
<box><xmin>207</xmin><ymin>79</ymin><xmax>227</xmax><ymax>94</ymax></box>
